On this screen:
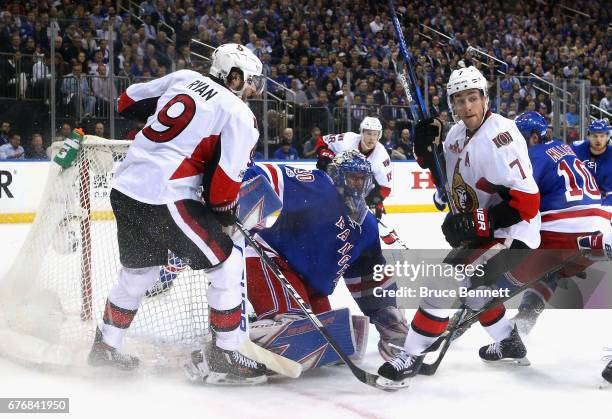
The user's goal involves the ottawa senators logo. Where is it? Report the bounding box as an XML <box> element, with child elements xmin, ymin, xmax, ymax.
<box><xmin>451</xmin><ymin>158</ymin><xmax>478</xmax><ymax>212</ymax></box>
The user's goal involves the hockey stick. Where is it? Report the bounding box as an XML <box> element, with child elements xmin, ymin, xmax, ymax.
<box><xmin>377</xmin><ymin>218</ymin><xmax>409</xmax><ymax>249</ymax></box>
<box><xmin>387</xmin><ymin>0</ymin><xmax>452</xmax><ymax>212</ymax></box>
<box><xmin>239</xmin><ymin>339</ymin><xmax>302</xmax><ymax>378</ymax></box>
<box><xmin>418</xmin><ymin>253</ymin><xmax>584</xmax><ymax>376</ymax></box>
<box><xmin>233</xmin><ymin>219</ymin><xmax>389</xmax><ymax>391</ymax></box>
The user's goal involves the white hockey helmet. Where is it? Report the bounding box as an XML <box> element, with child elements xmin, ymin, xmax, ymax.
<box><xmin>209</xmin><ymin>43</ymin><xmax>265</xmax><ymax>97</ymax></box>
<box><xmin>359</xmin><ymin>116</ymin><xmax>383</xmax><ymax>140</ymax></box>
<box><xmin>446</xmin><ymin>66</ymin><xmax>489</xmax><ymax>122</ymax></box>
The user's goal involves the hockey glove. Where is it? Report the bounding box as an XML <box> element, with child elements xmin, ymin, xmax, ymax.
<box><xmin>441</xmin><ymin>208</ymin><xmax>494</xmax><ymax>248</ymax></box>
<box><xmin>210</xmin><ymin>201</ymin><xmax>238</xmax><ymax>227</ymax></box>
<box><xmin>433</xmin><ymin>186</ymin><xmax>447</xmax><ymax>211</ymax></box>
<box><xmin>413</xmin><ymin>118</ymin><xmax>443</xmax><ymax>186</ymax></box>
<box><xmin>316</xmin><ymin>147</ymin><xmax>335</xmax><ymax>171</ymax></box>
<box><xmin>366</xmin><ymin>186</ymin><xmax>385</xmax><ymax>219</ymax></box>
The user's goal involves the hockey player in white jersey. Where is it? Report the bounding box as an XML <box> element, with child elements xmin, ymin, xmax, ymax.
<box><xmin>315</xmin><ymin>116</ymin><xmax>393</xmax><ymax>219</ymax></box>
<box><xmin>377</xmin><ymin>66</ymin><xmax>542</xmax><ymax>389</ymax></box>
<box><xmin>87</xmin><ymin>44</ymin><xmax>269</xmax><ymax>384</ymax></box>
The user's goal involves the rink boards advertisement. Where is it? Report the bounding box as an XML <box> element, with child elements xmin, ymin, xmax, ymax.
<box><xmin>0</xmin><ymin>160</ymin><xmax>439</xmax><ymax>223</ymax></box>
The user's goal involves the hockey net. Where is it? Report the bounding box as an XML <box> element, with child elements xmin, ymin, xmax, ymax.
<box><xmin>0</xmin><ymin>137</ymin><xmax>209</xmax><ymax>370</ymax></box>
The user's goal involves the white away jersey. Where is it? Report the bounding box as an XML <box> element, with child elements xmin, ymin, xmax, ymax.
<box><xmin>113</xmin><ymin>69</ymin><xmax>259</xmax><ymax>207</ymax></box>
<box><xmin>443</xmin><ymin>113</ymin><xmax>541</xmax><ymax>248</ymax></box>
<box><xmin>319</xmin><ymin>131</ymin><xmax>393</xmax><ymax>195</ymax></box>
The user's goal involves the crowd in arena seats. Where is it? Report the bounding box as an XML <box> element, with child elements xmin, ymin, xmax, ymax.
<box><xmin>0</xmin><ymin>0</ymin><xmax>610</xmax><ymax>160</ymax></box>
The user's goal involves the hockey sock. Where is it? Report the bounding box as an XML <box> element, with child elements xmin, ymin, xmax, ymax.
<box><xmin>207</xmin><ymin>245</ymin><xmax>244</xmax><ymax>351</ymax></box>
<box><xmin>404</xmin><ymin>307</ymin><xmax>449</xmax><ymax>355</ymax></box>
<box><xmin>102</xmin><ymin>266</ymin><xmax>159</xmax><ymax>348</ymax></box>
<box><xmin>479</xmin><ymin>305</ymin><xmax>513</xmax><ymax>342</ymax></box>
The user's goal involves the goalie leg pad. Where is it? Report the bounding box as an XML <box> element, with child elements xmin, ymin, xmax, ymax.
<box><xmin>246</xmin><ymin>254</ymin><xmax>331</xmax><ymax>319</ymax></box>
<box><xmin>249</xmin><ymin>308</ymin><xmax>356</xmax><ymax>370</ymax></box>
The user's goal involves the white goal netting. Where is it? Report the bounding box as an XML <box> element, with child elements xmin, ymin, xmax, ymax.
<box><xmin>0</xmin><ymin>137</ymin><xmax>209</xmax><ymax>369</ymax></box>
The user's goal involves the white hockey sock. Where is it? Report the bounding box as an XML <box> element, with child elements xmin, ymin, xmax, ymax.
<box><xmin>403</xmin><ymin>327</ymin><xmax>439</xmax><ymax>356</ymax></box>
<box><xmin>207</xmin><ymin>245</ymin><xmax>244</xmax><ymax>351</ymax></box>
<box><xmin>483</xmin><ymin>313</ymin><xmax>513</xmax><ymax>342</ymax></box>
<box><xmin>403</xmin><ymin>307</ymin><xmax>450</xmax><ymax>356</ymax></box>
<box><xmin>101</xmin><ymin>266</ymin><xmax>159</xmax><ymax>349</ymax></box>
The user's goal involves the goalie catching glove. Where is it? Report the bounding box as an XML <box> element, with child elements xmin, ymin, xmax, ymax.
<box><xmin>442</xmin><ymin>208</ymin><xmax>494</xmax><ymax>248</ymax></box>
<box><xmin>413</xmin><ymin>118</ymin><xmax>443</xmax><ymax>186</ymax></box>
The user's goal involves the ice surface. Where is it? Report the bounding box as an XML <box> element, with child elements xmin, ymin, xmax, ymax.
<box><xmin>0</xmin><ymin>214</ymin><xmax>610</xmax><ymax>419</ymax></box>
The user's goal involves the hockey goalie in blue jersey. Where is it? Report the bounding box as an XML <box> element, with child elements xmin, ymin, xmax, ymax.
<box><xmin>242</xmin><ymin>151</ymin><xmax>408</xmax><ymax>369</ymax></box>
<box><xmin>572</xmin><ymin>119</ymin><xmax>612</xmax><ymax>210</ymax></box>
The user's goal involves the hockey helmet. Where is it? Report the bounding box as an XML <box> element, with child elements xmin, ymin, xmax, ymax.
<box><xmin>446</xmin><ymin>66</ymin><xmax>489</xmax><ymax>122</ymax></box>
<box><xmin>515</xmin><ymin>111</ymin><xmax>548</xmax><ymax>143</ymax></box>
<box><xmin>210</xmin><ymin>43</ymin><xmax>265</xmax><ymax>97</ymax></box>
<box><xmin>588</xmin><ymin>119</ymin><xmax>611</xmax><ymax>135</ymax></box>
<box><xmin>359</xmin><ymin>116</ymin><xmax>383</xmax><ymax>140</ymax></box>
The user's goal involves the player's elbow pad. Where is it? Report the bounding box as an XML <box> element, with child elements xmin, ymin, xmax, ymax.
<box><xmin>118</xmin><ymin>96</ymin><xmax>160</xmax><ymax>122</ymax></box>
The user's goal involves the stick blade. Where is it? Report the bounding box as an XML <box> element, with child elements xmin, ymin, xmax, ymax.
<box><xmin>239</xmin><ymin>339</ymin><xmax>302</xmax><ymax>379</ymax></box>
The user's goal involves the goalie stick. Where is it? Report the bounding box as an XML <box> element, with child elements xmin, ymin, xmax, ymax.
<box><xmin>418</xmin><ymin>253</ymin><xmax>584</xmax><ymax>376</ymax></box>
<box><xmin>233</xmin><ymin>218</ymin><xmax>391</xmax><ymax>391</ymax></box>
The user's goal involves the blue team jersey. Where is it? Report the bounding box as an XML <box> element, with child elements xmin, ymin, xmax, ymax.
<box><xmin>571</xmin><ymin>139</ymin><xmax>612</xmax><ymax>206</ymax></box>
<box><xmin>530</xmin><ymin>139</ymin><xmax>608</xmax><ymax>232</ymax></box>
<box><xmin>244</xmin><ymin>163</ymin><xmax>382</xmax><ymax>296</ymax></box>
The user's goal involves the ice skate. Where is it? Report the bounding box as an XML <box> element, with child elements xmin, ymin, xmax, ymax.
<box><xmin>87</xmin><ymin>328</ymin><xmax>140</xmax><ymax>371</ymax></box>
<box><xmin>376</xmin><ymin>351</ymin><xmax>424</xmax><ymax>390</ymax></box>
<box><xmin>185</xmin><ymin>342</ymin><xmax>267</xmax><ymax>386</ymax></box>
<box><xmin>479</xmin><ymin>325</ymin><xmax>530</xmax><ymax>366</ymax></box>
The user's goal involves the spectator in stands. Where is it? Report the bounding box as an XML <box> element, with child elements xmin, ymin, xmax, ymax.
<box><xmin>0</xmin><ymin>121</ymin><xmax>10</xmax><ymax>145</ymax></box>
<box><xmin>130</xmin><ymin>54</ymin><xmax>148</xmax><ymax>78</ymax></box>
<box><xmin>381</xmin><ymin>127</ymin><xmax>399</xmax><ymax>159</ymax></box>
<box><xmin>0</xmin><ymin>133</ymin><xmax>24</xmax><ymax>159</ymax></box>
<box><xmin>394</xmin><ymin>128</ymin><xmax>414</xmax><ymax>160</ymax></box>
<box><xmin>272</xmin><ymin>138</ymin><xmax>298</xmax><ymax>160</ymax></box>
<box><xmin>88</xmin><ymin>50</ymin><xmax>105</xmax><ymax>75</ymax></box>
<box><xmin>55</xmin><ymin>123</ymin><xmax>71</xmax><ymax>143</ymax></box>
<box><xmin>302</xmin><ymin>126</ymin><xmax>321</xmax><ymax>159</ymax></box>
<box><xmin>599</xmin><ymin>89</ymin><xmax>612</xmax><ymax>113</ymax></box>
<box><xmin>286</xmin><ymin>78</ymin><xmax>308</xmax><ymax>106</ymax></box>
<box><xmin>429</xmin><ymin>96</ymin><xmax>444</xmax><ymax>117</ymax></box>
<box><xmin>375</xmin><ymin>81</ymin><xmax>393</xmax><ymax>106</ymax></box>
<box><xmin>92</xmin><ymin>64</ymin><xmax>117</xmax><ymax>114</ymax></box>
<box><xmin>32</xmin><ymin>54</ymin><xmax>51</xmax><ymax>98</ymax></box>
<box><xmin>565</xmin><ymin>103</ymin><xmax>580</xmax><ymax>129</ymax></box>
<box><xmin>26</xmin><ymin>133</ymin><xmax>47</xmax><ymax>160</ymax></box>
<box><xmin>61</xmin><ymin>63</ymin><xmax>96</xmax><ymax>118</ymax></box>
<box><xmin>94</xmin><ymin>122</ymin><xmax>105</xmax><ymax>138</ymax></box>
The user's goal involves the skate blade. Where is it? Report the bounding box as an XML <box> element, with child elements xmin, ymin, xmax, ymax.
<box><xmin>375</xmin><ymin>376</ymin><xmax>410</xmax><ymax>391</ymax></box>
<box><xmin>483</xmin><ymin>357</ymin><xmax>531</xmax><ymax>366</ymax></box>
<box><xmin>205</xmin><ymin>372</ymin><xmax>267</xmax><ymax>386</ymax></box>
<box><xmin>600</xmin><ymin>380</ymin><xmax>611</xmax><ymax>390</ymax></box>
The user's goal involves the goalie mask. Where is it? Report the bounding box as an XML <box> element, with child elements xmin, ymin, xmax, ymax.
<box><xmin>327</xmin><ymin>150</ymin><xmax>373</xmax><ymax>225</ymax></box>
